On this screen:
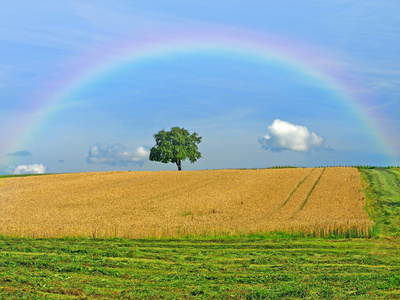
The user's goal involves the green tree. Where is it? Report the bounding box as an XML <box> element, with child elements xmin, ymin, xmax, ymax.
<box><xmin>149</xmin><ymin>127</ymin><xmax>202</xmax><ymax>171</ymax></box>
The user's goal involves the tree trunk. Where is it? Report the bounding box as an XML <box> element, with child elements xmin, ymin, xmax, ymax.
<box><xmin>176</xmin><ymin>160</ymin><xmax>182</xmax><ymax>171</ymax></box>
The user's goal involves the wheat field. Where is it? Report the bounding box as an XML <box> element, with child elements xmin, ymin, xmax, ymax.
<box><xmin>0</xmin><ymin>167</ymin><xmax>373</xmax><ymax>238</ymax></box>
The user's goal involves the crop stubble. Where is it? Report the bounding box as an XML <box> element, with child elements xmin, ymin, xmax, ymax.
<box><xmin>0</xmin><ymin>168</ymin><xmax>372</xmax><ymax>238</ymax></box>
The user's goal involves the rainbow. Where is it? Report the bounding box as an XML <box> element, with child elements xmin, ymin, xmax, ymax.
<box><xmin>2</xmin><ymin>26</ymin><xmax>399</xmax><ymax>168</ymax></box>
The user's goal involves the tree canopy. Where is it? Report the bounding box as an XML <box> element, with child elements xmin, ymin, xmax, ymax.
<box><xmin>149</xmin><ymin>127</ymin><xmax>202</xmax><ymax>171</ymax></box>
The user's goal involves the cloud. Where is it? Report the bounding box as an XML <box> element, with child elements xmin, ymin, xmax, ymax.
<box><xmin>13</xmin><ymin>164</ymin><xmax>47</xmax><ymax>175</ymax></box>
<box><xmin>8</xmin><ymin>150</ymin><xmax>32</xmax><ymax>156</ymax></box>
<box><xmin>259</xmin><ymin>119</ymin><xmax>326</xmax><ymax>152</ymax></box>
<box><xmin>86</xmin><ymin>143</ymin><xmax>149</xmax><ymax>166</ymax></box>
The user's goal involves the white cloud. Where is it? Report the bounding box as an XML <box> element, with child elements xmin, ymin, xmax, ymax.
<box><xmin>13</xmin><ymin>164</ymin><xmax>47</xmax><ymax>175</ymax></box>
<box><xmin>86</xmin><ymin>143</ymin><xmax>149</xmax><ymax>166</ymax></box>
<box><xmin>259</xmin><ymin>119</ymin><xmax>326</xmax><ymax>152</ymax></box>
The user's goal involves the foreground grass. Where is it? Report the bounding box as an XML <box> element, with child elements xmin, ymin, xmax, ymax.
<box><xmin>1</xmin><ymin>236</ymin><xmax>400</xmax><ymax>299</ymax></box>
<box><xmin>359</xmin><ymin>168</ymin><xmax>400</xmax><ymax>237</ymax></box>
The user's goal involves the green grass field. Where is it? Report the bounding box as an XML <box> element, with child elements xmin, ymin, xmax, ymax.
<box><xmin>359</xmin><ymin>168</ymin><xmax>400</xmax><ymax>237</ymax></box>
<box><xmin>0</xmin><ymin>168</ymin><xmax>399</xmax><ymax>299</ymax></box>
<box><xmin>1</xmin><ymin>237</ymin><xmax>400</xmax><ymax>299</ymax></box>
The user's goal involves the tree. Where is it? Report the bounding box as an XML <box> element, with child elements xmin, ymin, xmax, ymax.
<box><xmin>149</xmin><ymin>127</ymin><xmax>202</xmax><ymax>171</ymax></box>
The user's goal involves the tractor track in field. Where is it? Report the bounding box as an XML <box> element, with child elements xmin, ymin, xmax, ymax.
<box><xmin>267</xmin><ymin>168</ymin><xmax>325</xmax><ymax>221</ymax></box>
<box><xmin>276</xmin><ymin>168</ymin><xmax>315</xmax><ymax>211</ymax></box>
<box><xmin>290</xmin><ymin>167</ymin><xmax>326</xmax><ymax>219</ymax></box>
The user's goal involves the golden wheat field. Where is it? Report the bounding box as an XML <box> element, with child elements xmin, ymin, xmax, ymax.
<box><xmin>0</xmin><ymin>167</ymin><xmax>373</xmax><ymax>238</ymax></box>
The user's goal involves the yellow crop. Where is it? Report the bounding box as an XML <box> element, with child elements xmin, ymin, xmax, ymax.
<box><xmin>0</xmin><ymin>168</ymin><xmax>372</xmax><ymax>238</ymax></box>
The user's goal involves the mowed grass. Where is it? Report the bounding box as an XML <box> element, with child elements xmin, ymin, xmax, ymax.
<box><xmin>359</xmin><ymin>167</ymin><xmax>400</xmax><ymax>237</ymax></box>
<box><xmin>0</xmin><ymin>168</ymin><xmax>399</xmax><ymax>298</ymax></box>
<box><xmin>1</xmin><ymin>237</ymin><xmax>400</xmax><ymax>299</ymax></box>
<box><xmin>0</xmin><ymin>167</ymin><xmax>372</xmax><ymax>238</ymax></box>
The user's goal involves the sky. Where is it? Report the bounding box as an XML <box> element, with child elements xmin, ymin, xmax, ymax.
<box><xmin>1</xmin><ymin>0</ymin><xmax>399</xmax><ymax>174</ymax></box>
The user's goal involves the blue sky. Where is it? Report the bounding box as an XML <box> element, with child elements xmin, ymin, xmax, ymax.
<box><xmin>1</xmin><ymin>1</ymin><xmax>399</xmax><ymax>174</ymax></box>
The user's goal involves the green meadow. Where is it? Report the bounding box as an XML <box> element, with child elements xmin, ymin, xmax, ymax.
<box><xmin>0</xmin><ymin>168</ymin><xmax>399</xmax><ymax>299</ymax></box>
<box><xmin>359</xmin><ymin>167</ymin><xmax>400</xmax><ymax>237</ymax></box>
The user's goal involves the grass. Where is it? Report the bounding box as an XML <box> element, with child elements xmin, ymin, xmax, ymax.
<box><xmin>359</xmin><ymin>167</ymin><xmax>400</xmax><ymax>237</ymax></box>
<box><xmin>1</xmin><ymin>236</ymin><xmax>400</xmax><ymax>299</ymax></box>
<box><xmin>0</xmin><ymin>173</ymin><xmax>48</xmax><ymax>178</ymax></box>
